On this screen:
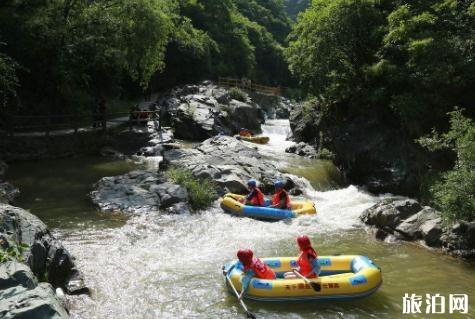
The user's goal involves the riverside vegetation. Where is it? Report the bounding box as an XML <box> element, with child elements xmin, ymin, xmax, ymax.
<box><xmin>285</xmin><ymin>0</ymin><xmax>475</xmax><ymax>226</ymax></box>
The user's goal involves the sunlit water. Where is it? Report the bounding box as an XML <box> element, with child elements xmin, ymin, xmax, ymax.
<box><xmin>6</xmin><ymin>120</ymin><xmax>475</xmax><ymax>318</ymax></box>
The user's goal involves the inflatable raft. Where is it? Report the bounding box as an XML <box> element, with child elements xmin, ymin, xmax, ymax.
<box><xmin>220</xmin><ymin>193</ymin><xmax>316</xmax><ymax>220</ymax></box>
<box><xmin>235</xmin><ymin>135</ymin><xmax>270</xmax><ymax>144</ymax></box>
<box><xmin>223</xmin><ymin>255</ymin><xmax>382</xmax><ymax>302</ymax></box>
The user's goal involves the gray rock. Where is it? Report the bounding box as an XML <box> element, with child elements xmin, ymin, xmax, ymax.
<box><xmin>395</xmin><ymin>207</ymin><xmax>440</xmax><ymax>240</ymax></box>
<box><xmin>248</xmin><ymin>93</ymin><xmax>292</xmax><ymax>119</ymax></box>
<box><xmin>441</xmin><ymin>221</ymin><xmax>475</xmax><ymax>260</ymax></box>
<box><xmin>0</xmin><ymin>262</ymin><xmax>37</xmax><ymax>292</ymax></box>
<box><xmin>0</xmin><ymin>282</ymin><xmax>69</xmax><ymax>319</ymax></box>
<box><xmin>421</xmin><ymin>218</ymin><xmax>443</xmax><ymax>247</ymax></box>
<box><xmin>0</xmin><ymin>262</ymin><xmax>69</xmax><ymax>319</ymax></box>
<box><xmin>91</xmin><ymin>170</ymin><xmax>191</xmax><ymax>215</ymax></box>
<box><xmin>91</xmin><ymin>171</ymin><xmax>161</xmax><ymax>214</ymax></box>
<box><xmin>163</xmin><ymin>136</ymin><xmax>301</xmax><ymax>195</ymax></box>
<box><xmin>157</xmin><ymin>83</ymin><xmax>264</xmax><ymax>140</ymax></box>
<box><xmin>360</xmin><ymin>197</ymin><xmax>422</xmax><ymax>229</ymax></box>
<box><xmin>285</xmin><ymin>142</ymin><xmax>317</xmax><ymax>158</ymax></box>
<box><xmin>151</xmin><ymin>183</ymin><xmax>188</xmax><ymax>209</ymax></box>
<box><xmin>0</xmin><ymin>204</ymin><xmax>88</xmax><ymax>295</ymax></box>
<box><xmin>362</xmin><ymin>198</ymin><xmax>450</xmax><ymax>255</ymax></box>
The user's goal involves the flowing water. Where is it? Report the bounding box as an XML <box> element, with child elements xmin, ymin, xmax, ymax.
<box><xmin>5</xmin><ymin>120</ymin><xmax>475</xmax><ymax>318</ymax></box>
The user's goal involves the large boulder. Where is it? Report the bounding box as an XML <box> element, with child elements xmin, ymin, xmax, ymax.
<box><xmin>285</xmin><ymin>142</ymin><xmax>317</xmax><ymax>158</ymax></box>
<box><xmin>91</xmin><ymin>170</ymin><xmax>191</xmax><ymax>215</ymax></box>
<box><xmin>248</xmin><ymin>92</ymin><xmax>292</xmax><ymax>119</ymax></box>
<box><xmin>0</xmin><ymin>204</ymin><xmax>88</xmax><ymax>295</ymax></box>
<box><xmin>360</xmin><ymin>197</ymin><xmax>422</xmax><ymax>229</ymax></box>
<box><xmin>0</xmin><ymin>262</ymin><xmax>37</xmax><ymax>292</ymax></box>
<box><xmin>158</xmin><ymin>83</ymin><xmax>264</xmax><ymax>140</ymax></box>
<box><xmin>163</xmin><ymin>136</ymin><xmax>301</xmax><ymax>195</ymax></box>
<box><xmin>395</xmin><ymin>207</ymin><xmax>440</xmax><ymax>238</ymax></box>
<box><xmin>441</xmin><ymin>221</ymin><xmax>475</xmax><ymax>259</ymax></box>
<box><xmin>361</xmin><ymin>198</ymin><xmax>446</xmax><ymax>250</ymax></box>
<box><xmin>0</xmin><ymin>262</ymin><xmax>69</xmax><ymax>319</ymax></box>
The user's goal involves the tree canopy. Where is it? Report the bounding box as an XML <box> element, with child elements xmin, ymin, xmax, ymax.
<box><xmin>0</xmin><ymin>0</ymin><xmax>294</xmax><ymax>114</ymax></box>
<box><xmin>286</xmin><ymin>0</ymin><xmax>475</xmax><ymax>135</ymax></box>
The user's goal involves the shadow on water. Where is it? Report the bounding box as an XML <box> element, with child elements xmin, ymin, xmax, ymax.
<box><xmin>5</xmin><ymin>157</ymin><xmax>137</xmax><ymax>230</ymax></box>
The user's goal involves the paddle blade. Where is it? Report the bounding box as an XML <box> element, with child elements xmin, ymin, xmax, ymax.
<box><xmin>246</xmin><ymin>311</ymin><xmax>257</xmax><ymax>319</ymax></box>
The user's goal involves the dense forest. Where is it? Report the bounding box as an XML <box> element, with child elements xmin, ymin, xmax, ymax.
<box><xmin>286</xmin><ymin>0</ymin><xmax>474</xmax><ymax>222</ymax></box>
<box><xmin>0</xmin><ymin>0</ymin><xmax>296</xmax><ymax>115</ymax></box>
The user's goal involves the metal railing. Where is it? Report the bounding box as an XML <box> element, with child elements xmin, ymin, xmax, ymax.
<box><xmin>0</xmin><ymin>111</ymin><xmax>159</xmax><ymax>137</ymax></box>
<box><xmin>218</xmin><ymin>77</ymin><xmax>282</xmax><ymax>96</ymax></box>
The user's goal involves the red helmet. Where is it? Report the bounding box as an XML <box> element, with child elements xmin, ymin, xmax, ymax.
<box><xmin>297</xmin><ymin>235</ymin><xmax>312</xmax><ymax>251</ymax></box>
<box><xmin>237</xmin><ymin>249</ymin><xmax>253</xmax><ymax>266</ymax></box>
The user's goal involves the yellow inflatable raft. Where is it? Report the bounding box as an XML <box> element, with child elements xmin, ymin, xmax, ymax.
<box><xmin>235</xmin><ymin>135</ymin><xmax>270</xmax><ymax>144</ymax></box>
<box><xmin>223</xmin><ymin>255</ymin><xmax>382</xmax><ymax>301</ymax></box>
<box><xmin>220</xmin><ymin>193</ymin><xmax>316</xmax><ymax>220</ymax></box>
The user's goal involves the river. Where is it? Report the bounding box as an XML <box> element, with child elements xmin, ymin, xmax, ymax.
<box><xmin>5</xmin><ymin>120</ymin><xmax>475</xmax><ymax>318</ymax></box>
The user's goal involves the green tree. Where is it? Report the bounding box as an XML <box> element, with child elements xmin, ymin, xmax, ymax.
<box><xmin>286</xmin><ymin>0</ymin><xmax>386</xmax><ymax>107</ymax></box>
<box><xmin>0</xmin><ymin>0</ymin><xmax>176</xmax><ymax>113</ymax></box>
<box><xmin>418</xmin><ymin>109</ymin><xmax>475</xmax><ymax>223</ymax></box>
<box><xmin>375</xmin><ymin>0</ymin><xmax>475</xmax><ymax>136</ymax></box>
<box><xmin>233</xmin><ymin>0</ymin><xmax>292</xmax><ymax>43</ymax></box>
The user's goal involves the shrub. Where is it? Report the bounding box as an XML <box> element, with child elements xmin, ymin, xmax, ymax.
<box><xmin>0</xmin><ymin>242</ymin><xmax>29</xmax><ymax>263</ymax></box>
<box><xmin>166</xmin><ymin>167</ymin><xmax>218</xmax><ymax>210</ymax></box>
<box><xmin>228</xmin><ymin>87</ymin><xmax>248</xmax><ymax>102</ymax></box>
<box><xmin>418</xmin><ymin>108</ymin><xmax>475</xmax><ymax>223</ymax></box>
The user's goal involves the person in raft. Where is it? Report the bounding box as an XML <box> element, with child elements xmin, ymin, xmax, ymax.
<box><xmin>284</xmin><ymin>235</ymin><xmax>320</xmax><ymax>279</ymax></box>
<box><xmin>237</xmin><ymin>249</ymin><xmax>276</xmax><ymax>299</ymax></box>
<box><xmin>239</xmin><ymin>179</ymin><xmax>265</xmax><ymax>206</ymax></box>
<box><xmin>269</xmin><ymin>180</ymin><xmax>291</xmax><ymax>209</ymax></box>
<box><xmin>239</xmin><ymin>128</ymin><xmax>253</xmax><ymax>137</ymax></box>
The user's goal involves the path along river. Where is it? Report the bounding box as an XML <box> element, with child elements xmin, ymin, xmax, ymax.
<box><xmin>6</xmin><ymin>120</ymin><xmax>475</xmax><ymax>318</ymax></box>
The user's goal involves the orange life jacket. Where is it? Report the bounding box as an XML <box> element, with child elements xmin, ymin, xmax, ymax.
<box><xmin>240</xmin><ymin>130</ymin><xmax>252</xmax><ymax>137</ymax></box>
<box><xmin>297</xmin><ymin>248</ymin><xmax>318</xmax><ymax>278</ymax></box>
<box><xmin>249</xmin><ymin>188</ymin><xmax>265</xmax><ymax>206</ymax></box>
<box><xmin>244</xmin><ymin>258</ymin><xmax>276</xmax><ymax>280</ymax></box>
<box><xmin>272</xmin><ymin>189</ymin><xmax>291</xmax><ymax>209</ymax></box>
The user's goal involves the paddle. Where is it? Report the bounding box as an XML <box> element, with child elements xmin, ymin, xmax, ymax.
<box><xmin>225</xmin><ymin>273</ymin><xmax>257</xmax><ymax>319</ymax></box>
<box><xmin>292</xmin><ymin>269</ymin><xmax>321</xmax><ymax>292</ymax></box>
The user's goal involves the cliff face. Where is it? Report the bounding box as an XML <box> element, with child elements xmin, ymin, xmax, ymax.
<box><xmin>289</xmin><ymin>101</ymin><xmax>449</xmax><ymax>196</ymax></box>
